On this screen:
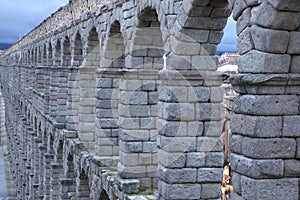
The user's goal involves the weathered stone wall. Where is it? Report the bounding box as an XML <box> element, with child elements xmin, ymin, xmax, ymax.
<box><xmin>230</xmin><ymin>0</ymin><xmax>300</xmax><ymax>199</ymax></box>
<box><xmin>0</xmin><ymin>0</ymin><xmax>300</xmax><ymax>199</ymax></box>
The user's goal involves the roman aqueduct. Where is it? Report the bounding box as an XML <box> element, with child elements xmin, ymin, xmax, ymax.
<box><xmin>0</xmin><ymin>0</ymin><xmax>299</xmax><ymax>199</ymax></box>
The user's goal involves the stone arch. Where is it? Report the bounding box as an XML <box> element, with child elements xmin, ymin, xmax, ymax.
<box><xmin>28</xmin><ymin>47</ymin><xmax>33</xmax><ymax>66</ymax></box>
<box><xmin>101</xmin><ymin>20</ymin><xmax>125</xmax><ymax>68</ymax></box>
<box><xmin>50</xmin><ymin>139</ymin><xmax>64</xmax><ymax>199</ymax></box>
<box><xmin>38</xmin><ymin>121</ymin><xmax>42</xmax><ymax>137</ymax></box>
<box><xmin>77</xmin><ymin>26</ymin><xmax>99</xmax><ymax>151</ymax></box>
<box><xmin>36</xmin><ymin>46</ymin><xmax>41</xmax><ymax>66</ymax></box>
<box><xmin>55</xmin><ymin>36</ymin><xmax>71</xmax><ymax>124</ymax></box>
<box><xmin>76</xmin><ymin>169</ymin><xmax>91</xmax><ymax>199</ymax></box>
<box><xmin>31</xmin><ymin>49</ymin><xmax>35</xmax><ymax>66</ymax></box>
<box><xmin>55</xmin><ymin>140</ymin><xmax>64</xmax><ymax>162</ymax></box>
<box><xmin>21</xmin><ymin>51</ymin><xmax>25</xmax><ymax>65</ymax></box>
<box><xmin>176</xmin><ymin>0</ymin><xmax>231</xmax><ymax>55</ymax></box>
<box><xmin>72</xmin><ymin>32</ymin><xmax>83</xmax><ymax>67</ymax></box>
<box><xmin>26</xmin><ymin>50</ymin><xmax>30</xmax><ymax>66</ymax></box>
<box><xmin>42</xmin><ymin>128</ymin><xmax>48</xmax><ymax>145</ymax></box>
<box><xmin>60</xmin><ymin>152</ymin><xmax>76</xmax><ymax>199</ymax></box>
<box><xmin>49</xmin><ymin>39</ymin><xmax>61</xmax><ymax>120</ymax></box>
<box><xmin>47</xmin><ymin>42</ymin><xmax>53</xmax><ymax>67</ymax></box>
<box><xmin>154</xmin><ymin>1</ymin><xmax>232</xmax><ymax>199</ymax></box>
<box><xmin>34</xmin><ymin>116</ymin><xmax>38</xmax><ymax>132</ymax></box>
<box><xmin>42</xmin><ymin>44</ymin><xmax>47</xmax><ymax>66</ymax></box>
<box><xmin>48</xmin><ymin>134</ymin><xmax>54</xmax><ymax>153</ymax></box>
<box><xmin>65</xmin><ymin>153</ymin><xmax>76</xmax><ymax>180</ymax></box>
<box><xmin>66</xmin><ymin>31</ymin><xmax>83</xmax><ymax>132</ymax></box>
<box><xmin>63</xmin><ymin>36</ymin><xmax>71</xmax><ymax>67</ymax></box>
<box><xmin>230</xmin><ymin>1</ymin><xmax>300</xmax><ymax>199</ymax></box>
<box><xmin>42</xmin><ymin>42</ymin><xmax>52</xmax><ymax>116</ymax></box>
<box><xmin>54</xmin><ymin>39</ymin><xmax>61</xmax><ymax>66</ymax></box>
<box><xmin>94</xmin><ymin>20</ymin><xmax>125</xmax><ymax>164</ymax></box>
<box><xmin>27</xmin><ymin>109</ymin><xmax>31</xmax><ymax>123</ymax></box>
<box><xmin>40</xmin><ymin>45</ymin><xmax>44</xmax><ymax>65</ymax></box>
<box><xmin>86</xmin><ymin>27</ymin><xmax>100</xmax><ymax>63</ymax></box>
<box><xmin>99</xmin><ymin>190</ymin><xmax>109</xmax><ymax>200</ymax></box>
<box><xmin>117</xmin><ymin>6</ymin><xmax>164</xmax><ymax>189</ymax></box>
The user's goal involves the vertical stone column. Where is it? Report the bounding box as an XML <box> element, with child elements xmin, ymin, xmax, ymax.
<box><xmin>231</xmin><ymin>1</ymin><xmax>300</xmax><ymax>199</ymax></box>
<box><xmin>44</xmin><ymin>153</ymin><xmax>54</xmax><ymax>199</ymax></box>
<box><xmin>95</xmin><ymin>68</ymin><xmax>123</xmax><ymax>164</ymax></box>
<box><xmin>78</xmin><ymin>67</ymin><xmax>96</xmax><ymax>150</ymax></box>
<box><xmin>28</xmin><ymin>67</ymin><xmax>35</xmax><ymax>101</ymax></box>
<box><xmin>33</xmin><ymin>137</ymin><xmax>43</xmax><ymax>196</ymax></box>
<box><xmin>118</xmin><ymin>69</ymin><xmax>159</xmax><ymax>190</ymax></box>
<box><xmin>60</xmin><ymin>152</ymin><xmax>76</xmax><ymax>199</ymax></box>
<box><xmin>50</xmin><ymin>141</ymin><xmax>64</xmax><ymax>200</ymax></box>
<box><xmin>36</xmin><ymin>66</ymin><xmax>45</xmax><ymax>94</ymax></box>
<box><xmin>56</xmin><ymin>68</ymin><xmax>69</xmax><ymax>124</ymax></box>
<box><xmin>60</xmin><ymin>178</ymin><xmax>75</xmax><ymax>199</ymax></box>
<box><xmin>49</xmin><ymin>43</ymin><xmax>61</xmax><ymax>120</ymax></box>
<box><xmin>44</xmin><ymin>67</ymin><xmax>51</xmax><ymax>116</ymax></box>
<box><xmin>66</xmin><ymin>67</ymin><xmax>79</xmax><ymax>131</ymax></box>
<box><xmin>157</xmin><ymin>67</ymin><xmax>224</xmax><ymax>200</ymax></box>
<box><xmin>25</xmin><ymin>67</ymin><xmax>31</xmax><ymax>100</ymax></box>
<box><xmin>76</xmin><ymin>172</ymin><xmax>90</xmax><ymax>199</ymax></box>
<box><xmin>49</xmin><ymin>68</ymin><xmax>58</xmax><ymax>120</ymax></box>
<box><xmin>27</xmin><ymin>128</ymin><xmax>35</xmax><ymax>198</ymax></box>
<box><xmin>50</xmin><ymin>162</ymin><xmax>63</xmax><ymax>200</ymax></box>
<box><xmin>38</xmin><ymin>144</ymin><xmax>47</xmax><ymax>198</ymax></box>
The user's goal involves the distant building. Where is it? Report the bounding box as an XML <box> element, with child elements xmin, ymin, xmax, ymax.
<box><xmin>217</xmin><ymin>52</ymin><xmax>239</xmax><ymax>73</ymax></box>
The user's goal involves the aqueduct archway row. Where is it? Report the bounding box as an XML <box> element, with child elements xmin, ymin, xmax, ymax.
<box><xmin>0</xmin><ymin>0</ymin><xmax>300</xmax><ymax>199</ymax></box>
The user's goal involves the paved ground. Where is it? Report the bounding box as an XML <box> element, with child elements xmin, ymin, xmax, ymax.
<box><xmin>0</xmin><ymin>147</ymin><xmax>8</xmax><ymax>198</ymax></box>
<box><xmin>0</xmin><ymin>91</ymin><xmax>16</xmax><ymax>199</ymax></box>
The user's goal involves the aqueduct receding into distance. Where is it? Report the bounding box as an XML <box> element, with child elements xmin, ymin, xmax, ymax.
<box><xmin>0</xmin><ymin>0</ymin><xmax>300</xmax><ymax>199</ymax></box>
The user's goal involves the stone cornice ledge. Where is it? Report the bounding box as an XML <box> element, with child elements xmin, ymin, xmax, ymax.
<box><xmin>230</xmin><ymin>74</ymin><xmax>300</xmax><ymax>95</ymax></box>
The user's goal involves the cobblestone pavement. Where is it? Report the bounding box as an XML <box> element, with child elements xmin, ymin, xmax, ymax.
<box><xmin>0</xmin><ymin>147</ymin><xmax>8</xmax><ymax>198</ymax></box>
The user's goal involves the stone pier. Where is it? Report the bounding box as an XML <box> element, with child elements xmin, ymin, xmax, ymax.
<box><xmin>0</xmin><ymin>0</ymin><xmax>299</xmax><ymax>199</ymax></box>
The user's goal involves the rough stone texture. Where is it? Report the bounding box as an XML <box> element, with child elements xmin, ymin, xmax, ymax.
<box><xmin>251</xmin><ymin>25</ymin><xmax>289</xmax><ymax>54</ymax></box>
<box><xmin>237</xmin><ymin>27</ymin><xmax>253</xmax><ymax>55</ymax></box>
<box><xmin>267</xmin><ymin>0</ymin><xmax>300</xmax><ymax>11</ymax></box>
<box><xmin>233</xmin><ymin>95</ymin><xmax>299</xmax><ymax>115</ymax></box>
<box><xmin>284</xmin><ymin>160</ymin><xmax>300</xmax><ymax>177</ymax></box>
<box><xmin>242</xmin><ymin>137</ymin><xmax>296</xmax><ymax>159</ymax></box>
<box><xmin>197</xmin><ymin>168</ymin><xmax>223</xmax><ymax>183</ymax></box>
<box><xmin>291</xmin><ymin>56</ymin><xmax>300</xmax><ymax>73</ymax></box>
<box><xmin>297</xmin><ymin>138</ymin><xmax>300</xmax><ymax>159</ymax></box>
<box><xmin>232</xmin><ymin>1</ymin><xmax>300</xmax><ymax>197</ymax></box>
<box><xmin>231</xmin><ymin>114</ymin><xmax>282</xmax><ymax>138</ymax></box>
<box><xmin>1</xmin><ymin>0</ymin><xmax>300</xmax><ymax>200</ymax></box>
<box><xmin>251</xmin><ymin>1</ymin><xmax>300</xmax><ymax>31</ymax></box>
<box><xmin>232</xmin><ymin>0</ymin><xmax>248</xmax><ymax>20</ymax></box>
<box><xmin>159</xmin><ymin>182</ymin><xmax>201</xmax><ymax>200</ymax></box>
<box><xmin>288</xmin><ymin>32</ymin><xmax>300</xmax><ymax>54</ymax></box>
<box><xmin>237</xmin><ymin>50</ymin><xmax>291</xmax><ymax>73</ymax></box>
<box><xmin>231</xmin><ymin>153</ymin><xmax>284</xmax><ymax>178</ymax></box>
<box><xmin>241</xmin><ymin>176</ymin><xmax>299</xmax><ymax>200</ymax></box>
<box><xmin>282</xmin><ymin>116</ymin><xmax>300</xmax><ymax>137</ymax></box>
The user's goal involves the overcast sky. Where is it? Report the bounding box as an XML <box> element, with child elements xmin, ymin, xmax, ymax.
<box><xmin>0</xmin><ymin>0</ymin><xmax>237</xmax><ymax>51</ymax></box>
<box><xmin>0</xmin><ymin>0</ymin><xmax>68</xmax><ymax>44</ymax></box>
<box><xmin>218</xmin><ymin>16</ymin><xmax>237</xmax><ymax>52</ymax></box>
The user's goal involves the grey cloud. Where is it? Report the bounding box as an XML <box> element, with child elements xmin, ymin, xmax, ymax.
<box><xmin>0</xmin><ymin>0</ymin><xmax>68</xmax><ymax>43</ymax></box>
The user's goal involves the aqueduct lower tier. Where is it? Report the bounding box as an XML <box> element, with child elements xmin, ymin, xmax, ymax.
<box><xmin>0</xmin><ymin>0</ymin><xmax>300</xmax><ymax>199</ymax></box>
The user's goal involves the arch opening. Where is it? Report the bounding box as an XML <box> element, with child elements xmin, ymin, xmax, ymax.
<box><xmin>94</xmin><ymin>21</ymin><xmax>125</xmax><ymax>165</ymax></box>
<box><xmin>77</xmin><ymin>27</ymin><xmax>99</xmax><ymax>151</ymax></box>
<box><xmin>63</xmin><ymin>37</ymin><xmax>71</xmax><ymax>67</ymax></box>
<box><xmin>117</xmin><ymin>7</ymin><xmax>164</xmax><ymax>189</ymax></box>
